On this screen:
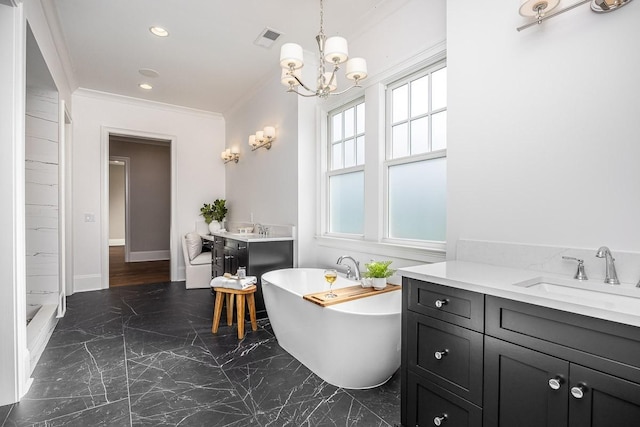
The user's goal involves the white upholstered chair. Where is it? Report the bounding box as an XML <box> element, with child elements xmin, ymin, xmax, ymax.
<box><xmin>182</xmin><ymin>233</ymin><xmax>212</xmax><ymax>289</ymax></box>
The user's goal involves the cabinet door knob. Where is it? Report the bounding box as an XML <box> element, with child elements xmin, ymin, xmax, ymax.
<box><xmin>434</xmin><ymin>299</ymin><xmax>448</xmax><ymax>308</ymax></box>
<box><xmin>571</xmin><ymin>384</ymin><xmax>586</xmax><ymax>399</ymax></box>
<box><xmin>433</xmin><ymin>414</ymin><xmax>447</xmax><ymax>426</ymax></box>
<box><xmin>434</xmin><ymin>349</ymin><xmax>448</xmax><ymax>360</ymax></box>
<box><xmin>548</xmin><ymin>377</ymin><xmax>563</xmax><ymax>390</ymax></box>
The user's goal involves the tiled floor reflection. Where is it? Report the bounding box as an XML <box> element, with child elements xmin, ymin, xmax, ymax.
<box><xmin>1</xmin><ymin>282</ymin><xmax>400</xmax><ymax>427</ymax></box>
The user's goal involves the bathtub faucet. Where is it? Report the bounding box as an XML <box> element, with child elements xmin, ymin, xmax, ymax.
<box><xmin>336</xmin><ymin>255</ymin><xmax>361</xmax><ymax>281</ymax></box>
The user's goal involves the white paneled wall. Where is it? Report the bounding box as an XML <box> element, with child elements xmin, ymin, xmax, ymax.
<box><xmin>25</xmin><ymin>87</ymin><xmax>59</xmax><ymax>305</ymax></box>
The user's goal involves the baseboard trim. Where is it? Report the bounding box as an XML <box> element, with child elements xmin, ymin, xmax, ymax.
<box><xmin>74</xmin><ymin>274</ymin><xmax>104</xmax><ymax>292</ymax></box>
<box><xmin>129</xmin><ymin>250</ymin><xmax>170</xmax><ymax>262</ymax></box>
<box><xmin>109</xmin><ymin>239</ymin><xmax>125</xmax><ymax>246</ymax></box>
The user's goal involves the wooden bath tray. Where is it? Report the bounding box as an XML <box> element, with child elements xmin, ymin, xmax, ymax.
<box><xmin>303</xmin><ymin>284</ymin><xmax>401</xmax><ymax>307</ymax></box>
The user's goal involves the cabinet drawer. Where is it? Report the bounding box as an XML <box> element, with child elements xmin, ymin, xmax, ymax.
<box><xmin>224</xmin><ymin>238</ymin><xmax>247</xmax><ymax>251</ymax></box>
<box><xmin>407</xmin><ymin>312</ymin><xmax>483</xmax><ymax>405</ymax></box>
<box><xmin>486</xmin><ymin>296</ymin><xmax>640</xmax><ymax>382</ymax></box>
<box><xmin>406</xmin><ymin>375</ymin><xmax>482</xmax><ymax>427</ymax></box>
<box><xmin>405</xmin><ymin>278</ymin><xmax>484</xmax><ymax>332</ymax></box>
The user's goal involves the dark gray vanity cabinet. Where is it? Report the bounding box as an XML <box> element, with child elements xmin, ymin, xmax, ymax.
<box><xmin>484</xmin><ymin>296</ymin><xmax>640</xmax><ymax>427</ymax></box>
<box><xmin>210</xmin><ymin>235</ymin><xmax>224</xmax><ymax>278</ymax></box>
<box><xmin>211</xmin><ymin>237</ymin><xmax>293</xmax><ymax>318</ymax></box>
<box><xmin>402</xmin><ymin>278</ymin><xmax>484</xmax><ymax>427</ymax></box>
<box><xmin>402</xmin><ymin>278</ymin><xmax>640</xmax><ymax>427</ymax></box>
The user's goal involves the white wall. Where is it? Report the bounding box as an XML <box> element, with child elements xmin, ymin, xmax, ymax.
<box><xmin>224</xmin><ymin>74</ymin><xmax>299</xmax><ymax>228</ymax></box>
<box><xmin>0</xmin><ymin>1</ymin><xmax>26</xmax><ymax>407</ymax></box>
<box><xmin>72</xmin><ymin>90</ymin><xmax>225</xmax><ymax>291</ymax></box>
<box><xmin>446</xmin><ymin>1</ymin><xmax>640</xmax><ymax>258</ymax></box>
<box><xmin>25</xmin><ymin>85</ymin><xmax>59</xmax><ymax>306</ymax></box>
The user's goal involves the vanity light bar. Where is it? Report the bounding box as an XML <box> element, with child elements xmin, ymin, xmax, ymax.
<box><xmin>517</xmin><ymin>0</ymin><xmax>633</xmax><ymax>31</ymax></box>
<box><xmin>517</xmin><ymin>0</ymin><xmax>590</xmax><ymax>31</ymax></box>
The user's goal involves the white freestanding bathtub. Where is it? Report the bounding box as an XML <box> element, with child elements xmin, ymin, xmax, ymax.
<box><xmin>262</xmin><ymin>268</ymin><xmax>401</xmax><ymax>389</ymax></box>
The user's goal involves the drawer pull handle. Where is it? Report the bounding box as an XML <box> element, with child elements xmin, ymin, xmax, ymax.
<box><xmin>548</xmin><ymin>377</ymin><xmax>563</xmax><ymax>390</ymax></box>
<box><xmin>225</xmin><ymin>255</ymin><xmax>234</xmax><ymax>260</ymax></box>
<box><xmin>571</xmin><ymin>385</ymin><xmax>586</xmax><ymax>399</ymax></box>
<box><xmin>433</xmin><ymin>414</ymin><xmax>447</xmax><ymax>426</ymax></box>
<box><xmin>434</xmin><ymin>299</ymin><xmax>448</xmax><ymax>308</ymax></box>
<box><xmin>434</xmin><ymin>349</ymin><xmax>448</xmax><ymax>360</ymax></box>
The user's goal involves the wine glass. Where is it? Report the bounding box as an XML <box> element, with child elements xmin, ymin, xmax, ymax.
<box><xmin>324</xmin><ymin>269</ymin><xmax>338</xmax><ymax>299</ymax></box>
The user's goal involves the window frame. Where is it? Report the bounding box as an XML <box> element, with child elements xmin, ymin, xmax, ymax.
<box><xmin>325</xmin><ymin>97</ymin><xmax>366</xmax><ymax>238</ymax></box>
<box><xmin>317</xmin><ymin>49</ymin><xmax>448</xmax><ymax>264</ymax></box>
<box><xmin>383</xmin><ymin>61</ymin><xmax>447</xmax><ymax>250</ymax></box>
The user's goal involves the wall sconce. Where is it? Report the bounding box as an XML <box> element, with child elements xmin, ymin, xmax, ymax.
<box><xmin>221</xmin><ymin>147</ymin><xmax>240</xmax><ymax>164</ymax></box>
<box><xmin>249</xmin><ymin>126</ymin><xmax>276</xmax><ymax>151</ymax></box>
<box><xmin>517</xmin><ymin>0</ymin><xmax>633</xmax><ymax>31</ymax></box>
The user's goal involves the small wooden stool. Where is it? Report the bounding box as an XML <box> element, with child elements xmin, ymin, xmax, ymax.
<box><xmin>211</xmin><ymin>285</ymin><xmax>258</xmax><ymax>339</ymax></box>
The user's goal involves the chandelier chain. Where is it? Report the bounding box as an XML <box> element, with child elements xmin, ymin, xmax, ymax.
<box><xmin>320</xmin><ymin>0</ymin><xmax>324</xmax><ymax>35</ymax></box>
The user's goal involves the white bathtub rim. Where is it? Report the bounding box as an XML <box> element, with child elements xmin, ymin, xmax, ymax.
<box><xmin>262</xmin><ymin>268</ymin><xmax>402</xmax><ymax>316</ymax></box>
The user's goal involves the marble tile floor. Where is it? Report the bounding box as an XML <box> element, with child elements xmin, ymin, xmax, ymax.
<box><xmin>1</xmin><ymin>282</ymin><xmax>400</xmax><ymax>427</ymax></box>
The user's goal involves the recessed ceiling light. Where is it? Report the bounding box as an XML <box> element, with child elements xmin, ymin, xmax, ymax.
<box><xmin>149</xmin><ymin>26</ymin><xmax>169</xmax><ymax>37</ymax></box>
<box><xmin>139</xmin><ymin>83</ymin><xmax>153</xmax><ymax>90</ymax></box>
<box><xmin>139</xmin><ymin>68</ymin><xmax>160</xmax><ymax>78</ymax></box>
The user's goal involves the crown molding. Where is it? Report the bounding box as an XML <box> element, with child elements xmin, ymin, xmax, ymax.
<box><xmin>74</xmin><ymin>88</ymin><xmax>224</xmax><ymax>120</ymax></box>
<box><xmin>39</xmin><ymin>0</ymin><xmax>77</xmax><ymax>92</ymax></box>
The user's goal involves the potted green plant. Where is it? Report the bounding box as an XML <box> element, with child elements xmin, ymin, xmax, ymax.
<box><xmin>363</xmin><ymin>260</ymin><xmax>394</xmax><ymax>290</ymax></box>
<box><xmin>212</xmin><ymin>199</ymin><xmax>227</xmax><ymax>222</ymax></box>
<box><xmin>200</xmin><ymin>199</ymin><xmax>227</xmax><ymax>233</ymax></box>
<box><xmin>200</xmin><ymin>203</ymin><xmax>215</xmax><ymax>224</ymax></box>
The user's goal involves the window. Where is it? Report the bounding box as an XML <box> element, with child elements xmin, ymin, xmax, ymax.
<box><xmin>327</xmin><ymin>100</ymin><xmax>365</xmax><ymax>235</ymax></box>
<box><xmin>386</xmin><ymin>64</ymin><xmax>447</xmax><ymax>242</ymax></box>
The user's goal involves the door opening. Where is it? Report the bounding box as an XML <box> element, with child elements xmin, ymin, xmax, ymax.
<box><xmin>107</xmin><ymin>135</ymin><xmax>171</xmax><ymax>287</ymax></box>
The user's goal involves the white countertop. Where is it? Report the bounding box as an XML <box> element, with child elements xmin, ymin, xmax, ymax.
<box><xmin>399</xmin><ymin>261</ymin><xmax>640</xmax><ymax>328</ymax></box>
<box><xmin>202</xmin><ymin>231</ymin><xmax>293</xmax><ymax>243</ymax></box>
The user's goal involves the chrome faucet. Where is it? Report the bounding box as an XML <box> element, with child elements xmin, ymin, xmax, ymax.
<box><xmin>336</xmin><ymin>255</ymin><xmax>361</xmax><ymax>281</ymax></box>
<box><xmin>595</xmin><ymin>246</ymin><xmax>620</xmax><ymax>285</ymax></box>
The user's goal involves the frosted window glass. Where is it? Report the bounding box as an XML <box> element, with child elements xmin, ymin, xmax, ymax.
<box><xmin>332</xmin><ymin>142</ymin><xmax>342</xmax><ymax>170</ymax></box>
<box><xmin>388</xmin><ymin>158</ymin><xmax>446</xmax><ymax>241</ymax></box>
<box><xmin>356</xmin><ymin>103</ymin><xmax>365</xmax><ymax>134</ymax></box>
<box><xmin>356</xmin><ymin>136</ymin><xmax>365</xmax><ymax>165</ymax></box>
<box><xmin>392</xmin><ymin>84</ymin><xmax>408</xmax><ymax>122</ymax></box>
<box><xmin>344</xmin><ymin>107</ymin><xmax>355</xmax><ymax>138</ymax></box>
<box><xmin>411</xmin><ymin>117</ymin><xmax>429</xmax><ymax>155</ymax></box>
<box><xmin>329</xmin><ymin>171</ymin><xmax>364</xmax><ymax>234</ymax></box>
<box><xmin>410</xmin><ymin>75</ymin><xmax>429</xmax><ymax>117</ymax></box>
<box><xmin>392</xmin><ymin>123</ymin><xmax>409</xmax><ymax>159</ymax></box>
<box><xmin>432</xmin><ymin>68</ymin><xmax>447</xmax><ymax>111</ymax></box>
<box><xmin>344</xmin><ymin>139</ymin><xmax>356</xmax><ymax>168</ymax></box>
<box><xmin>332</xmin><ymin>114</ymin><xmax>342</xmax><ymax>142</ymax></box>
<box><xmin>432</xmin><ymin>111</ymin><xmax>447</xmax><ymax>151</ymax></box>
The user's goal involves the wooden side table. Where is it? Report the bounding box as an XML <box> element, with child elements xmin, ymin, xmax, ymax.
<box><xmin>211</xmin><ymin>285</ymin><xmax>258</xmax><ymax>339</ymax></box>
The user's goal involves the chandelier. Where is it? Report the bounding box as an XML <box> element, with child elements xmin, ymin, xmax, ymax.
<box><xmin>279</xmin><ymin>0</ymin><xmax>368</xmax><ymax>98</ymax></box>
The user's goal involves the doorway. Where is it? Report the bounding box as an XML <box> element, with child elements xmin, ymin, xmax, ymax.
<box><xmin>107</xmin><ymin>135</ymin><xmax>171</xmax><ymax>287</ymax></box>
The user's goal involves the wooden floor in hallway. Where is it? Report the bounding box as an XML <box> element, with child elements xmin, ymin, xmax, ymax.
<box><xmin>109</xmin><ymin>245</ymin><xmax>170</xmax><ymax>287</ymax></box>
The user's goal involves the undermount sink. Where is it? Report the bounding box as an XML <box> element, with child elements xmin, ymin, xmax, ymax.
<box><xmin>514</xmin><ymin>277</ymin><xmax>640</xmax><ymax>311</ymax></box>
<box><xmin>227</xmin><ymin>233</ymin><xmax>262</xmax><ymax>238</ymax></box>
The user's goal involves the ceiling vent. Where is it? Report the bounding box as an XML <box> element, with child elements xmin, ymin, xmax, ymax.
<box><xmin>254</xmin><ymin>27</ymin><xmax>282</xmax><ymax>49</ymax></box>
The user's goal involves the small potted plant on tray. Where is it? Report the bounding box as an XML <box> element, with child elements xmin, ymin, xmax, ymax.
<box><xmin>363</xmin><ymin>260</ymin><xmax>394</xmax><ymax>290</ymax></box>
